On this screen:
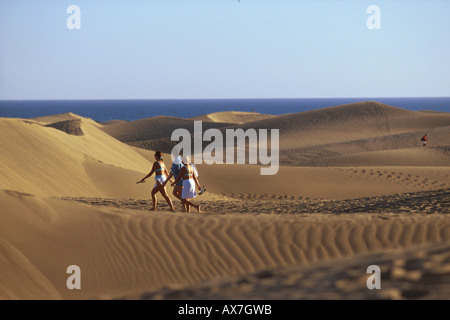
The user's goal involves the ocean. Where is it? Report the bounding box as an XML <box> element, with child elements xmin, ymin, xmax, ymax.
<box><xmin>0</xmin><ymin>98</ymin><xmax>449</xmax><ymax>122</ymax></box>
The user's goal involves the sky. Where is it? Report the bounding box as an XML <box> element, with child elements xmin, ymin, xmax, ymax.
<box><xmin>0</xmin><ymin>0</ymin><xmax>449</xmax><ymax>100</ymax></box>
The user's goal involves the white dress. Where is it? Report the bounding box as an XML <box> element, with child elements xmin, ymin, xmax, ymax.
<box><xmin>181</xmin><ymin>164</ymin><xmax>197</xmax><ymax>199</ymax></box>
<box><xmin>182</xmin><ymin>179</ymin><xmax>197</xmax><ymax>199</ymax></box>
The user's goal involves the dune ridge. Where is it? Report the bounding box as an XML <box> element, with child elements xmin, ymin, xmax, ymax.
<box><xmin>191</xmin><ymin>111</ymin><xmax>276</xmax><ymax>124</ymax></box>
<box><xmin>102</xmin><ymin>102</ymin><xmax>450</xmax><ymax>166</ymax></box>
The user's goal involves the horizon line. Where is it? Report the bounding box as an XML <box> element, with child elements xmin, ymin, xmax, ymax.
<box><xmin>1</xmin><ymin>96</ymin><xmax>450</xmax><ymax>102</ymax></box>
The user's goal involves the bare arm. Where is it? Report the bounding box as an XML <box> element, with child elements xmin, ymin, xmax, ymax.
<box><xmin>137</xmin><ymin>162</ymin><xmax>157</xmax><ymax>183</ymax></box>
<box><xmin>171</xmin><ymin>167</ymin><xmax>186</xmax><ymax>186</ymax></box>
<box><xmin>163</xmin><ymin>171</ymin><xmax>174</xmax><ymax>186</ymax></box>
<box><xmin>193</xmin><ymin>175</ymin><xmax>201</xmax><ymax>191</ymax></box>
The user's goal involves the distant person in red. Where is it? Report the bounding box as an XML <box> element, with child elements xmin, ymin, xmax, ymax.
<box><xmin>421</xmin><ymin>134</ymin><xmax>428</xmax><ymax>147</ymax></box>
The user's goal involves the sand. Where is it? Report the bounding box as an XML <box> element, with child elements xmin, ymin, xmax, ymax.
<box><xmin>190</xmin><ymin>111</ymin><xmax>276</xmax><ymax>124</ymax></box>
<box><xmin>1</xmin><ymin>103</ymin><xmax>449</xmax><ymax>300</ymax></box>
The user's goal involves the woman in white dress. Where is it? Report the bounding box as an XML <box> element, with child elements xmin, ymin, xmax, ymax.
<box><xmin>137</xmin><ymin>151</ymin><xmax>175</xmax><ymax>211</ymax></box>
<box><xmin>171</xmin><ymin>156</ymin><xmax>201</xmax><ymax>212</ymax></box>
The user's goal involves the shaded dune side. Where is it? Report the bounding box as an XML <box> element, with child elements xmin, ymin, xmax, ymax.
<box><xmin>2</xmin><ymin>191</ymin><xmax>450</xmax><ymax>299</ymax></box>
<box><xmin>46</xmin><ymin>119</ymin><xmax>84</xmax><ymax>136</ymax></box>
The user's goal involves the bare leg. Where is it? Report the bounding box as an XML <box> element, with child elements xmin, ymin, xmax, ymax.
<box><xmin>151</xmin><ymin>188</ymin><xmax>158</xmax><ymax>210</ymax></box>
<box><xmin>173</xmin><ymin>186</ymin><xmax>184</xmax><ymax>211</ymax></box>
<box><xmin>159</xmin><ymin>186</ymin><xmax>175</xmax><ymax>211</ymax></box>
<box><xmin>184</xmin><ymin>199</ymin><xmax>200</xmax><ymax>212</ymax></box>
<box><xmin>173</xmin><ymin>186</ymin><xmax>182</xmax><ymax>200</ymax></box>
<box><xmin>181</xmin><ymin>199</ymin><xmax>190</xmax><ymax>212</ymax></box>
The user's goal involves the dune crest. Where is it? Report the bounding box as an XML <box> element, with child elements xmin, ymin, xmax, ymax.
<box><xmin>191</xmin><ymin>111</ymin><xmax>276</xmax><ymax>124</ymax></box>
<box><xmin>100</xmin><ymin>102</ymin><xmax>450</xmax><ymax>166</ymax></box>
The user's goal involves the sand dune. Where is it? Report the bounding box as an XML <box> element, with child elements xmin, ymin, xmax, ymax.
<box><xmin>1</xmin><ymin>102</ymin><xmax>449</xmax><ymax>300</ymax></box>
<box><xmin>236</xmin><ymin>102</ymin><xmax>450</xmax><ymax>145</ymax></box>
<box><xmin>323</xmin><ymin>148</ymin><xmax>450</xmax><ymax>167</ymax></box>
<box><xmin>103</xmin><ymin>102</ymin><xmax>450</xmax><ymax>166</ymax></box>
<box><xmin>32</xmin><ymin>112</ymin><xmax>102</xmax><ymax>128</ymax></box>
<box><xmin>0</xmin><ymin>117</ymin><xmax>152</xmax><ymax>198</ymax></box>
<box><xmin>100</xmin><ymin>116</ymin><xmax>233</xmax><ymax>143</ymax></box>
<box><xmin>279</xmin><ymin>125</ymin><xmax>450</xmax><ymax>166</ymax></box>
<box><xmin>194</xmin><ymin>164</ymin><xmax>450</xmax><ymax>200</ymax></box>
<box><xmin>100</xmin><ymin>119</ymin><xmax>128</xmax><ymax>126</ymax></box>
<box><xmin>191</xmin><ymin>111</ymin><xmax>276</xmax><ymax>124</ymax></box>
<box><xmin>232</xmin><ymin>102</ymin><xmax>450</xmax><ymax>165</ymax></box>
<box><xmin>2</xmin><ymin>190</ymin><xmax>450</xmax><ymax>300</ymax></box>
<box><xmin>31</xmin><ymin>112</ymin><xmax>83</xmax><ymax>124</ymax></box>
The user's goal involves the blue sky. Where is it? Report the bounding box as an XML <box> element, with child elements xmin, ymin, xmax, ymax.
<box><xmin>0</xmin><ymin>0</ymin><xmax>449</xmax><ymax>100</ymax></box>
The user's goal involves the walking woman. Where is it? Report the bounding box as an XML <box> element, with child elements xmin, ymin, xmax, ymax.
<box><xmin>137</xmin><ymin>151</ymin><xmax>175</xmax><ymax>211</ymax></box>
<box><xmin>171</xmin><ymin>156</ymin><xmax>201</xmax><ymax>212</ymax></box>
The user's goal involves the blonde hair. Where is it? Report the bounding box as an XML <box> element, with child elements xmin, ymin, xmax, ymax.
<box><xmin>182</xmin><ymin>155</ymin><xmax>190</xmax><ymax>164</ymax></box>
